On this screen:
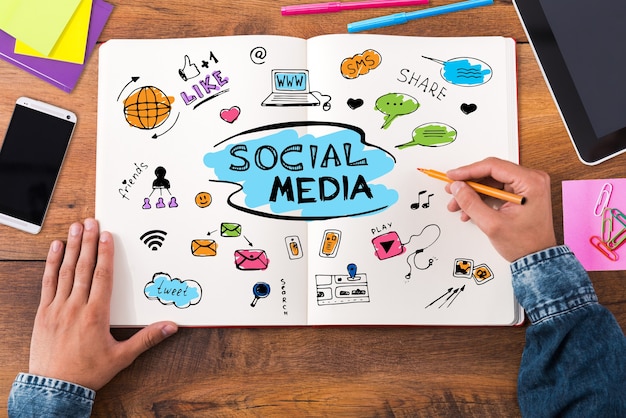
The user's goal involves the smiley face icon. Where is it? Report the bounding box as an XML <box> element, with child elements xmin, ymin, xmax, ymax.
<box><xmin>195</xmin><ymin>191</ymin><xmax>212</xmax><ymax>208</ymax></box>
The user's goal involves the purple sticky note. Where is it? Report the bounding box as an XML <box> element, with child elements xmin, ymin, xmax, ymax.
<box><xmin>0</xmin><ymin>0</ymin><xmax>113</xmax><ymax>92</ymax></box>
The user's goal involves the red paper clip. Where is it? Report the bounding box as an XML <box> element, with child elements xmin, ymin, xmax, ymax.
<box><xmin>590</xmin><ymin>235</ymin><xmax>619</xmax><ymax>261</ymax></box>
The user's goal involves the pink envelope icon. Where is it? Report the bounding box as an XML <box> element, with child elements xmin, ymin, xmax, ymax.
<box><xmin>234</xmin><ymin>249</ymin><xmax>269</xmax><ymax>270</ymax></box>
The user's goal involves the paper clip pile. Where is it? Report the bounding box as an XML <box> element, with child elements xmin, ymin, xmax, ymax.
<box><xmin>589</xmin><ymin>183</ymin><xmax>624</xmax><ymax>261</ymax></box>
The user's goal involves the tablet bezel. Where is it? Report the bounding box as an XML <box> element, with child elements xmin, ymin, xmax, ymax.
<box><xmin>513</xmin><ymin>0</ymin><xmax>626</xmax><ymax>165</ymax></box>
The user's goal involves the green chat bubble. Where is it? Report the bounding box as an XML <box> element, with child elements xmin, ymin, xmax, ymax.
<box><xmin>374</xmin><ymin>93</ymin><xmax>419</xmax><ymax>130</ymax></box>
<box><xmin>396</xmin><ymin>123</ymin><xmax>457</xmax><ymax>149</ymax></box>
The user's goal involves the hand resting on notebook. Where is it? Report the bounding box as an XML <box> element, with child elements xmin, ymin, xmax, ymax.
<box><xmin>28</xmin><ymin>218</ymin><xmax>178</xmax><ymax>391</ymax></box>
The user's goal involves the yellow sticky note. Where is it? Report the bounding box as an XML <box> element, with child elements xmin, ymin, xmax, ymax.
<box><xmin>14</xmin><ymin>0</ymin><xmax>92</xmax><ymax>64</ymax></box>
<box><xmin>0</xmin><ymin>0</ymin><xmax>82</xmax><ymax>56</ymax></box>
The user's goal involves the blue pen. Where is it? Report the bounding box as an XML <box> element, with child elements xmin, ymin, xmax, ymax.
<box><xmin>347</xmin><ymin>0</ymin><xmax>493</xmax><ymax>32</ymax></box>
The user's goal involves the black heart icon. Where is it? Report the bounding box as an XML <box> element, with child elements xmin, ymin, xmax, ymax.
<box><xmin>461</xmin><ymin>103</ymin><xmax>477</xmax><ymax>114</ymax></box>
<box><xmin>347</xmin><ymin>98</ymin><xmax>364</xmax><ymax>110</ymax></box>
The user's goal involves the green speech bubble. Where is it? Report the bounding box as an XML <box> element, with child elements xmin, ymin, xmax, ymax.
<box><xmin>374</xmin><ymin>93</ymin><xmax>419</xmax><ymax>130</ymax></box>
<box><xmin>396</xmin><ymin>123</ymin><xmax>457</xmax><ymax>149</ymax></box>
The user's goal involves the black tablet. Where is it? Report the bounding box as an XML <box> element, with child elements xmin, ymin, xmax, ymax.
<box><xmin>514</xmin><ymin>0</ymin><xmax>626</xmax><ymax>165</ymax></box>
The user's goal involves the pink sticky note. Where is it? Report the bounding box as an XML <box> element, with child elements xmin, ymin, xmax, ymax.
<box><xmin>562</xmin><ymin>178</ymin><xmax>626</xmax><ymax>271</ymax></box>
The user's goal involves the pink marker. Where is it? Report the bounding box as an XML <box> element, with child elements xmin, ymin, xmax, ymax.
<box><xmin>281</xmin><ymin>0</ymin><xmax>429</xmax><ymax>16</ymax></box>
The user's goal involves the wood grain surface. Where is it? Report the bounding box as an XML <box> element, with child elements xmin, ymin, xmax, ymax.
<box><xmin>1</xmin><ymin>1</ymin><xmax>624</xmax><ymax>416</ymax></box>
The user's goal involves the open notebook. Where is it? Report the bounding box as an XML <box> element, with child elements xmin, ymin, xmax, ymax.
<box><xmin>96</xmin><ymin>34</ymin><xmax>521</xmax><ymax>326</ymax></box>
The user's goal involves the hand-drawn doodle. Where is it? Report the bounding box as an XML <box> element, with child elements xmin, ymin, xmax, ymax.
<box><xmin>347</xmin><ymin>263</ymin><xmax>357</xmax><ymax>278</ymax></box>
<box><xmin>372</xmin><ymin>231</ymin><xmax>405</xmax><ymax>260</ymax></box>
<box><xmin>374</xmin><ymin>93</ymin><xmax>419</xmax><ymax>129</ymax></box>
<box><xmin>402</xmin><ymin>224</ymin><xmax>442</xmax><ymax>279</ymax></box>
<box><xmin>179</xmin><ymin>55</ymin><xmax>200</xmax><ymax>81</ymax></box>
<box><xmin>461</xmin><ymin>103</ymin><xmax>477</xmax><ymax>114</ymax></box>
<box><xmin>425</xmin><ymin>285</ymin><xmax>465</xmax><ymax>309</ymax></box>
<box><xmin>422</xmin><ymin>56</ymin><xmax>493</xmax><ymax>87</ymax></box>
<box><xmin>180</xmin><ymin>69</ymin><xmax>229</xmax><ymax>109</ymax></box>
<box><xmin>204</xmin><ymin>121</ymin><xmax>398</xmax><ymax>220</ymax></box>
<box><xmin>410</xmin><ymin>190</ymin><xmax>433</xmax><ymax>209</ymax></box>
<box><xmin>316</xmin><ymin>273</ymin><xmax>370</xmax><ymax>305</ymax></box>
<box><xmin>123</xmin><ymin>86</ymin><xmax>175</xmax><ymax>130</ymax></box>
<box><xmin>139</xmin><ymin>229</ymin><xmax>168</xmax><ymax>251</ymax></box>
<box><xmin>250</xmin><ymin>46</ymin><xmax>267</xmax><ymax>65</ymax></box>
<box><xmin>347</xmin><ymin>98</ymin><xmax>364</xmax><ymax>109</ymax></box>
<box><xmin>473</xmin><ymin>264</ymin><xmax>494</xmax><ymax>285</ymax></box>
<box><xmin>117</xmin><ymin>76</ymin><xmax>140</xmax><ymax>101</ymax></box>
<box><xmin>234</xmin><ymin>249</ymin><xmax>270</xmax><ymax>270</ymax></box>
<box><xmin>118</xmin><ymin>162</ymin><xmax>149</xmax><ymax>201</ymax></box>
<box><xmin>201</xmin><ymin>51</ymin><xmax>219</xmax><ymax>69</ymax></box>
<box><xmin>220</xmin><ymin>106</ymin><xmax>240</xmax><ymax>123</ymax></box>
<box><xmin>396</xmin><ymin>123</ymin><xmax>457</xmax><ymax>149</ymax></box>
<box><xmin>452</xmin><ymin>259</ymin><xmax>495</xmax><ymax>285</ymax></box>
<box><xmin>285</xmin><ymin>235</ymin><xmax>303</xmax><ymax>260</ymax></box>
<box><xmin>195</xmin><ymin>191</ymin><xmax>212</xmax><ymax>208</ymax></box>
<box><xmin>453</xmin><ymin>258</ymin><xmax>474</xmax><ymax>279</ymax></box>
<box><xmin>221</xmin><ymin>222</ymin><xmax>242</xmax><ymax>237</ymax></box>
<box><xmin>261</xmin><ymin>69</ymin><xmax>320</xmax><ymax>107</ymax></box>
<box><xmin>144</xmin><ymin>272</ymin><xmax>202</xmax><ymax>309</ymax></box>
<box><xmin>319</xmin><ymin>229</ymin><xmax>341</xmax><ymax>257</ymax></box>
<box><xmin>311</xmin><ymin>92</ymin><xmax>332</xmax><ymax>111</ymax></box>
<box><xmin>340</xmin><ymin>49</ymin><xmax>382</xmax><ymax>79</ymax></box>
<box><xmin>251</xmin><ymin>282</ymin><xmax>271</xmax><ymax>307</ymax></box>
<box><xmin>191</xmin><ymin>239</ymin><xmax>217</xmax><ymax>257</ymax></box>
<box><xmin>143</xmin><ymin>166</ymin><xmax>178</xmax><ymax>209</ymax></box>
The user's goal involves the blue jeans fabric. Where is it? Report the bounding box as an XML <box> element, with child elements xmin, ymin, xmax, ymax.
<box><xmin>8</xmin><ymin>246</ymin><xmax>626</xmax><ymax>417</ymax></box>
<box><xmin>512</xmin><ymin>246</ymin><xmax>626</xmax><ymax>417</ymax></box>
<box><xmin>8</xmin><ymin>373</ymin><xmax>94</xmax><ymax>417</ymax></box>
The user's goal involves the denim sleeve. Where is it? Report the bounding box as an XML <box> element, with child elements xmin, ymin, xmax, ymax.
<box><xmin>8</xmin><ymin>373</ymin><xmax>94</xmax><ymax>418</ymax></box>
<box><xmin>511</xmin><ymin>245</ymin><xmax>626</xmax><ymax>417</ymax></box>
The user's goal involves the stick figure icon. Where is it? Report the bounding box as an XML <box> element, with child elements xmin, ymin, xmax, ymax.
<box><xmin>143</xmin><ymin>166</ymin><xmax>178</xmax><ymax>209</ymax></box>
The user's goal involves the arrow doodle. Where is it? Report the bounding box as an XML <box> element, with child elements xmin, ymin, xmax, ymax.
<box><xmin>425</xmin><ymin>287</ymin><xmax>453</xmax><ymax>308</ymax></box>
<box><xmin>117</xmin><ymin>76</ymin><xmax>140</xmax><ymax>101</ymax></box>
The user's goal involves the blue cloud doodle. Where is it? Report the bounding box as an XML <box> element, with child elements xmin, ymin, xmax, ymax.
<box><xmin>204</xmin><ymin>122</ymin><xmax>398</xmax><ymax>220</ymax></box>
<box><xmin>144</xmin><ymin>273</ymin><xmax>202</xmax><ymax>309</ymax></box>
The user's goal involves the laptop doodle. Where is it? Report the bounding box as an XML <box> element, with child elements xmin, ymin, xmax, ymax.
<box><xmin>261</xmin><ymin>69</ymin><xmax>320</xmax><ymax>107</ymax></box>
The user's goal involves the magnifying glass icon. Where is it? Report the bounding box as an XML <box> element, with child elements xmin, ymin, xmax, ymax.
<box><xmin>251</xmin><ymin>282</ymin><xmax>271</xmax><ymax>307</ymax></box>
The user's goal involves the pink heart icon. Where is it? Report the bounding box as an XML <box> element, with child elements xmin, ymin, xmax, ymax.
<box><xmin>220</xmin><ymin>106</ymin><xmax>240</xmax><ymax>123</ymax></box>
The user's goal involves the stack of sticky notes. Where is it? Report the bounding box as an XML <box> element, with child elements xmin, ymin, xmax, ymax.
<box><xmin>0</xmin><ymin>0</ymin><xmax>113</xmax><ymax>92</ymax></box>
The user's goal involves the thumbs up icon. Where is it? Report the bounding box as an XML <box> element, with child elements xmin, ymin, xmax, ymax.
<box><xmin>178</xmin><ymin>55</ymin><xmax>200</xmax><ymax>81</ymax></box>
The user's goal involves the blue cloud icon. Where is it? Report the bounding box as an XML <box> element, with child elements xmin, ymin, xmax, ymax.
<box><xmin>144</xmin><ymin>272</ymin><xmax>202</xmax><ymax>309</ymax></box>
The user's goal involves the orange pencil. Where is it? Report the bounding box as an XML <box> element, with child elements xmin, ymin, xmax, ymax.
<box><xmin>417</xmin><ymin>168</ymin><xmax>526</xmax><ymax>205</ymax></box>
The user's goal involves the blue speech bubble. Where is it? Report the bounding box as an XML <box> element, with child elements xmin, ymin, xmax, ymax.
<box><xmin>423</xmin><ymin>56</ymin><xmax>493</xmax><ymax>87</ymax></box>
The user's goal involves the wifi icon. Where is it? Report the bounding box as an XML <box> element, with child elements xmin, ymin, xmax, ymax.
<box><xmin>140</xmin><ymin>230</ymin><xmax>168</xmax><ymax>251</ymax></box>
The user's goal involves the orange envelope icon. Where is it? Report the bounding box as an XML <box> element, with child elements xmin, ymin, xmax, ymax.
<box><xmin>191</xmin><ymin>239</ymin><xmax>217</xmax><ymax>257</ymax></box>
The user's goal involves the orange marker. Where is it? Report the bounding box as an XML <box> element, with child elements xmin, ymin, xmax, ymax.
<box><xmin>417</xmin><ymin>168</ymin><xmax>526</xmax><ymax>205</ymax></box>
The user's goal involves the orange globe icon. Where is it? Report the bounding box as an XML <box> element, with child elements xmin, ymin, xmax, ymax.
<box><xmin>123</xmin><ymin>86</ymin><xmax>175</xmax><ymax>130</ymax></box>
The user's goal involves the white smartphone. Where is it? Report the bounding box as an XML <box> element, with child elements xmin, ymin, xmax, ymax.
<box><xmin>0</xmin><ymin>97</ymin><xmax>76</xmax><ymax>234</ymax></box>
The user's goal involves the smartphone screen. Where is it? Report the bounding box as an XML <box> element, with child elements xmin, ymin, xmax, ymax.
<box><xmin>0</xmin><ymin>97</ymin><xmax>76</xmax><ymax>233</ymax></box>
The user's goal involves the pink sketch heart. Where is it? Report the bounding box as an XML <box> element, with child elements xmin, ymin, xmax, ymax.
<box><xmin>220</xmin><ymin>106</ymin><xmax>240</xmax><ymax>123</ymax></box>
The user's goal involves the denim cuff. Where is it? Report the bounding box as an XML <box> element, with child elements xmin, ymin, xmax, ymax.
<box><xmin>510</xmin><ymin>245</ymin><xmax>598</xmax><ymax>324</ymax></box>
<box><xmin>8</xmin><ymin>373</ymin><xmax>94</xmax><ymax>418</ymax></box>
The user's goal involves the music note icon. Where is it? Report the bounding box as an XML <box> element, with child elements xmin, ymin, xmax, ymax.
<box><xmin>410</xmin><ymin>191</ymin><xmax>433</xmax><ymax>209</ymax></box>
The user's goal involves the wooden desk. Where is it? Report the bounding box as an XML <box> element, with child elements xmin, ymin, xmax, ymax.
<box><xmin>1</xmin><ymin>1</ymin><xmax>624</xmax><ymax>415</ymax></box>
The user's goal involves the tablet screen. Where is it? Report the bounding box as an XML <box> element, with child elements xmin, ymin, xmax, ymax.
<box><xmin>540</xmin><ymin>0</ymin><xmax>626</xmax><ymax>138</ymax></box>
<box><xmin>515</xmin><ymin>0</ymin><xmax>626</xmax><ymax>164</ymax></box>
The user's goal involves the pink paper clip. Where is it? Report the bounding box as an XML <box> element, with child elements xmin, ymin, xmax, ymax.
<box><xmin>594</xmin><ymin>183</ymin><xmax>612</xmax><ymax>216</ymax></box>
<box><xmin>590</xmin><ymin>235</ymin><xmax>619</xmax><ymax>261</ymax></box>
